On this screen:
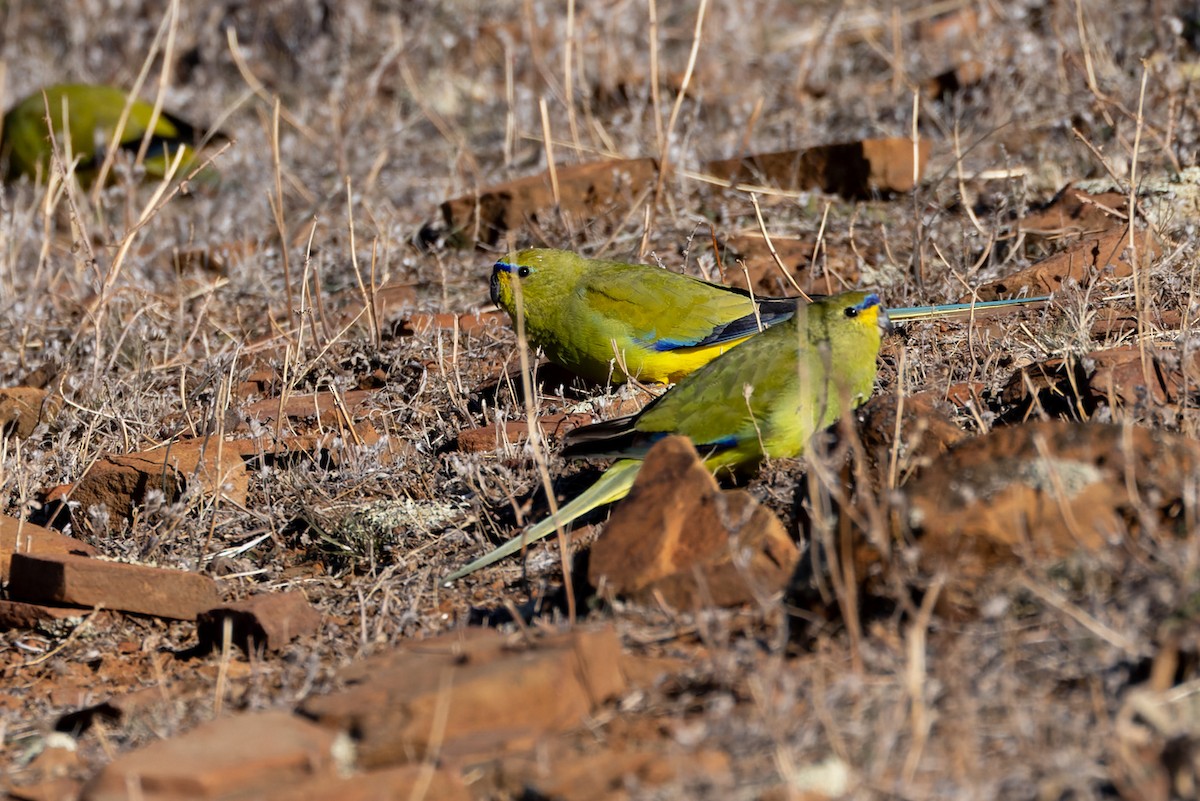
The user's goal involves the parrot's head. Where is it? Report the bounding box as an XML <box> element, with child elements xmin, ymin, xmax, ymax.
<box><xmin>818</xmin><ymin>290</ymin><xmax>892</xmax><ymax>357</ymax></box>
<box><xmin>490</xmin><ymin>248</ymin><xmax>588</xmax><ymax>317</ymax></box>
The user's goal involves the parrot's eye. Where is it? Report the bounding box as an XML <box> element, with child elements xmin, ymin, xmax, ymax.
<box><xmin>518</xmin><ymin>266</ymin><xmax>531</xmax><ymax>278</ymax></box>
<box><xmin>844</xmin><ymin>306</ymin><xmax>859</xmax><ymax>319</ymax></box>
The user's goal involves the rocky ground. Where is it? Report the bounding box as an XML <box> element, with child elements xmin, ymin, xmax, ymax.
<box><xmin>2</xmin><ymin>1</ymin><xmax>1200</xmax><ymax>799</ymax></box>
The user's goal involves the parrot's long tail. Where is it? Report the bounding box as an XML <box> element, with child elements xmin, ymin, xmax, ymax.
<box><xmin>888</xmin><ymin>295</ymin><xmax>1050</xmax><ymax>322</ymax></box>
<box><xmin>443</xmin><ymin>458</ymin><xmax>643</xmax><ymax>583</ymax></box>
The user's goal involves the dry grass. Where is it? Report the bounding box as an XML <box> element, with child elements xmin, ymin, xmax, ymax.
<box><xmin>2</xmin><ymin>1</ymin><xmax>1200</xmax><ymax>798</ymax></box>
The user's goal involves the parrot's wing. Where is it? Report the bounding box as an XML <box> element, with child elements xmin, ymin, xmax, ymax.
<box><xmin>563</xmin><ymin>319</ymin><xmax>800</xmax><ymax>460</ymax></box>
<box><xmin>582</xmin><ymin>270</ymin><xmax>795</xmax><ymax>352</ymax></box>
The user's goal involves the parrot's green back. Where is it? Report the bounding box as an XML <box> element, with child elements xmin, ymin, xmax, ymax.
<box><xmin>445</xmin><ymin>290</ymin><xmax>889</xmax><ymax>582</ymax></box>
<box><xmin>490</xmin><ymin>248</ymin><xmax>798</xmax><ymax>384</ymax></box>
<box><xmin>2</xmin><ymin>84</ymin><xmax>218</xmax><ymax>185</ymax></box>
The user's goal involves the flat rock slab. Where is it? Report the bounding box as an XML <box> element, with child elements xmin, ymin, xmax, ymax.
<box><xmin>903</xmin><ymin>420</ymin><xmax>1200</xmax><ymax>612</ymax></box>
<box><xmin>7</xmin><ymin>553</ymin><xmax>220</xmax><ymax>621</ymax></box>
<box><xmin>80</xmin><ymin>711</ymin><xmax>338</xmax><ymax>801</ymax></box>
<box><xmin>50</xmin><ymin>442</ymin><xmax>248</xmax><ymax>532</ymax></box>
<box><xmin>589</xmin><ymin>436</ymin><xmax>798</xmax><ymax>608</ymax></box>
<box><xmin>495</xmin><ymin>739</ymin><xmax>733</xmax><ymax>801</ymax></box>
<box><xmin>455</xmin><ymin>412</ymin><xmax>596</xmax><ymax>453</ymax></box>
<box><xmin>300</xmin><ymin>625</ymin><xmax>626</xmax><ymax>767</ymax></box>
<box><xmin>256</xmin><ymin>766</ymin><xmax>470</xmax><ymax>801</ymax></box>
<box><xmin>439</xmin><ymin>158</ymin><xmax>660</xmax><ymax>247</ymax></box>
<box><xmin>705</xmin><ymin>137</ymin><xmax>931</xmax><ymax>198</ymax></box>
<box><xmin>239</xmin><ymin>389</ymin><xmax>376</xmax><ymax>427</ymax></box>
<box><xmin>0</xmin><ymin>386</ymin><xmax>60</xmax><ymax>438</ymax></box>
<box><xmin>0</xmin><ymin>599</ymin><xmax>104</xmax><ymax>631</ymax></box>
<box><xmin>0</xmin><ymin>515</ymin><xmax>96</xmax><ymax>582</ymax></box>
<box><xmin>197</xmin><ymin>591</ymin><xmax>322</xmax><ymax>654</ymax></box>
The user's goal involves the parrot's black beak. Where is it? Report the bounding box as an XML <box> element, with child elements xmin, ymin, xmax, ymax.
<box><xmin>489</xmin><ymin>268</ymin><xmax>501</xmax><ymax>307</ymax></box>
<box><xmin>878</xmin><ymin>308</ymin><xmax>894</xmax><ymax>334</ymax></box>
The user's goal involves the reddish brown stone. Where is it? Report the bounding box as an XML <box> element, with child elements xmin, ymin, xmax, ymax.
<box><xmin>494</xmin><ymin>739</ymin><xmax>733</xmax><ymax>801</ymax></box>
<box><xmin>80</xmin><ymin>711</ymin><xmax>338</xmax><ymax>801</ymax></box>
<box><xmin>705</xmin><ymin>137</ymin><xmax>931</xmax><ymax>198</ymax></box>
<box><xmin>1016</xmin><ymin>186</ymin><xmax>1129</xmax><ymax>240</ymax></box>
<box><xmin>944</xmin><ymin>382</ymin><xmax>985</xmax><ymax>408</ymax></box>
<box><xmin>0</xmin><ymin>386</ymin><xmax>60</xmax><ymax>438</ymax></box>
<box><xmin>196</xmin><ymin>421</ymin><xmax>380</xmax><ymax>466</ymax></box>
<box><xmin>716</xmin><ymin>234</ymin><xmax>861</xmax><ymax>298</ymax></box>
<box><xmin>57</xmin><ymin>680</ymin><xmax>205</xmax><ymax>737</ymax></box>
<box><xmin>397</xmin><ymin>310</ymin><xmax>507</xmax><ymax>336</ymax></box>
<box><xmin>0</xmin><ymin>515</ymin><xmax>96</xmax><ymax>582</ymax></box>
<box><xmin>197</xmin><ymin>591</ymin><xmax>322</xmax><ymax>655</ymax></box>
<box><xmin>233</xmin><ymin>369</ymin><xmax>278</xmax><ymax>400</ymax></box>
<box><xmin>256</xmin><ymin>766</ymin><xmax>470</xmax><ymax>801</ymax></box>
<box><xmin>300</xmin><ymin>625</ymin><xmax>626</xmax><ymax>767</ymax></box>
<box><xmin>63</xmin><ymin>443</ymin><xmax>248</xmax><ymax>531</ymax></box>
<box><xmin>455</xmin><ymin>412</ymin><xmax>594</xmax><ymax>453</ymax></box>
<box><xmin>7</xmin><ymin>553</ymin><xmax>220</xmax><ymax>621</ymax></box>
<box><xmin>4</xmin><ymin>776</ymin><xmax>82</xmax><ymax>801</ymax></box>
<box><xmin>439</xmin><ymin>158</ymin><xmax>661</xmax><ymax>247</ymax></box>
<box><xmin>588</xmin><ymin>436</ymin><xmax>798</xmax><ymax>608</ymax></box>
<box><xmin>0</xmin><ymin>600</ymin><xmax>102</xmax><ymax>631</ymax></box>
<box><xmin>239</xmin><ymin>389</ymin><xmax>377</xmax><ymax>428</ymax></box>
<box><xmin>974</xmin><ymin>225</ymin><xmax>1161</xmax><ymax>301</ymax></box>
<box><xmin>170</xmin><ymin>239</ymin><xmax>257</xmax><ymax>274</ymax></box>
<box><xmin>1002</xmin><ymin>345</ymin><xmax>1200</xmax><ymax>413</ymax></box>
<box><xmin>903</xmin><ymin>421</ymin><xmax>1200</xmax><ymax>611</ymax></box>
<box><xmin>855</xmin><ymin>392</ymin><xmax>969</xmax><ymax>482</ymax></box>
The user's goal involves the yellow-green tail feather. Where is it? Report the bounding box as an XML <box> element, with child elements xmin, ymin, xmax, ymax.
<box><xmin>443</xmin><ymin>458</ymin><xmax>643</xmax><ymax>583</ymax></box>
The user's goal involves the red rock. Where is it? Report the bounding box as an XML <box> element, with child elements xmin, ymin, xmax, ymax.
<box><xmin>80</xmin><ymin>711</ymin><xmax>338</xmax><ymax>801</ymax></box>
<box><xmin>0</xmin><ymin>386</ymin><xmax>60</xmax><ymax>438</ymax></box>
<box><xmin>975</xmin><ymin>225</ymin><xmax>1161</xmax><ymax>300</ymax></box>
<box><xmin>62</xmin><ymin>443</ymin><xmax>248</xmax><ymax>531</ymax></box>
<box><xmin>239</xmin><ymin>389</ymin><xmax>377</xmax><ymax>428</ymax></box>
<box><xmin>256</xmin><ymin>766</ymin><xmax>470</xmax><ymax>801</ymax></box>
<box><xmin>439</xmin><ymin>158</ymin><xmax>661</xmax><ymax>247</ymax></box>
<box><xmin>855</xmin><ymin>393</ymin><xmax>969</xmax><ymax>482</ymax></box>
<box><xmin>588</xmin><ymin>436</ymin><xmax>798</xmax><ymax>608</ymax></box>
<box><xmin>197</xmin><ymin>591</ymin><xmax>322</xmax><ymax>655</ymax></box>
<box><xmin>498</xmin><ymin>741</ymin><xmax>733</xmax><ymax>801</ymax></box>
<box><xmin>169</xmin><ymin>239</ymin><xmax>257</xmax><ymax>274</ymax></box>
<box><xmin>3</xmin><ymin>776</ymin><xmax>82</xmax><ymax>801</ymax></box>
<box><xmin>455</xmin><ymin>412</ymin><xmax>594</xmax><ymax>453</ymax></box>
<box><xmin>903</xmin><ymin>421</ymin><xmax>1200</xmax><ymax>611</ymax></box>
<box><xmin>7</xmin><ymin>553</ymin><xmax>220</xmax><ymax>621</ymax></box>
<box><xmin>58</xmin><ymin>681</ymin><xmax>203</xmax><ymax>737</ymax></box>
<box><xmin>717</xmin><ymin>234</ymin><xmax>861</xmax><ymax>297</ymax></box>
<box><xmin>300</xmin><ymin>625</ymin><xmax>627</xmax><ymax>767</ymax></box>
<box><xmin>1002</xmin><ymin>345</ymin><xmax>1200</xmax><ymax>413</ymax></box>
<box><xmin>198</xmin><ymin>421</ymin><xmax>381</xmax><ymax>467</ymax></box>
<box><xmin>944</xmin><ymin>382</ymin><xmax>985</xmax><ymax>408</ymax></box>
<box><xmin>1015</xmin><ymin>185</ymin><xmax>1129</xmax><ymax>241</ymax></box>
<box><xmin>398</xmin><ymin>310</ymin><xmax>507</xmax><ymax>336</ymax></box>
<box><xmin>0</xmin><ymin>600</ymin><xmax>102</xmax><ymax>631</ymax></box>
<box><xmin>232</xmin><ymin>368</ymin><xmax>278</xmax><ymax>400</ymax></box>
<box><xmin>0</xmin><ymin>515</ymin><xmax>96</xmax><ymax>582</ymax></box>
<box><xmin>705</xmin><ymin>137</ymin><xmax>931</xmax><ymax>198</ymax></box>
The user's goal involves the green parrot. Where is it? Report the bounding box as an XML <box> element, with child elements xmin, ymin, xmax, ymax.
<box><xmin>1</xmin><ymin>83</ymin><xmax>224</xmax><ymax>185</ymax></box>
<box><xmin>445</xmin><ymin>290</ymin><xmax>891</xmax><ymax>582</ymax></box>
<box><xmin>490</xmin><ymin>248</ymin><xmax>1048</xmax><ymax>385</ymax></box>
